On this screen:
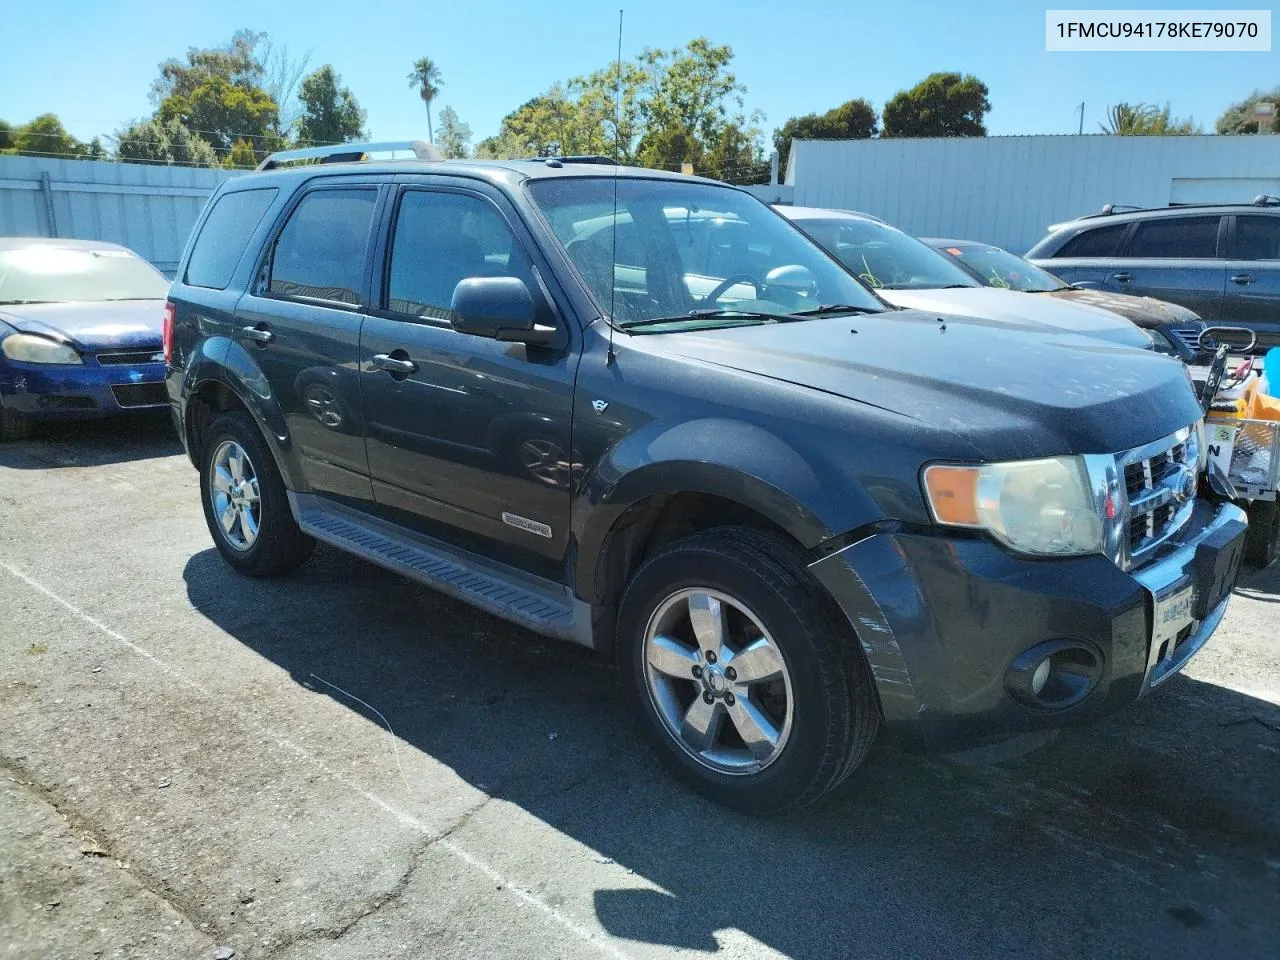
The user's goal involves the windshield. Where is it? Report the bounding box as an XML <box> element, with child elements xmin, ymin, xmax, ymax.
<box><xmin>937</xmin><ymin>243</ymin><xmax>1069</xmax><ymax>293</ymax></box>
<box><xmin>794</xmin><ymin>217</ymin><xmax>978</xmax><ymax>291</ymax></box>
<box><xmin>0</xmin><ymin>246</ymin><xmax>170</xmax><ymax>304</ymax></box>
<box><xmin>525</xmin><ymin>178</ymin><xmax>885</xmax><ymax>331</ymax></box>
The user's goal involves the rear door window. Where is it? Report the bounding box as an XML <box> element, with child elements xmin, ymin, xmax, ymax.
<box><xmin>185</xmin><ymin>188</ymin><xmax>277</xmax><ymax>289</ymax></box>
<box><xmin>1235</xmin><ymin>216</ymin><xmax>1280</xmax><ymax>260</ymax></box>
<box><xmin>1126</xmin><ymin>216</ymin><xmax>1221</xmax><ymax>259</ymax></box>
<box><xmin>1054</xmin><ymin>223</ymin><xmax>1128</xmax><ymax>258</ymax></box>
<box><xmin>268</xmin><ymin>188</ymin><xmax>379</xmax><ymax>306</ymax></box>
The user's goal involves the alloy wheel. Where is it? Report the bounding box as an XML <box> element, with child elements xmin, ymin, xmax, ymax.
<box><xmin>209</xmin><ymin>440</ymin><xmax>262</xmax><ymax>551</ymax></box>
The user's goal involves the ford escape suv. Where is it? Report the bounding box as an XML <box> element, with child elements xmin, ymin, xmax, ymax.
<box><xmin>166</xmin><ymin>141</ymin><xmax>1248</xmax><ymax>812</ymax></box>
<box><xmin>1027</xmin><ymin>198</ymin><xmax>1280</xmax><ymax>351</ymax></box>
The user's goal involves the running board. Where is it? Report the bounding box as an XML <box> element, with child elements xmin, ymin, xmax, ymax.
<box><xmin>289</xmin><ymin>493</ymin><xmax>592</xmax><ymax>648</ymax></box>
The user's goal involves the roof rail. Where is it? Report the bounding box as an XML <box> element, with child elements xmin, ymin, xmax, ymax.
<box><xmin>1099</xmin><ymin>203</ymin><xmax>1143</xmax><ymax>216</ymax></box>
<box><xmin>522</xmin><ymin>155</ymin><xmax>618</xmax><ymax>166</ymax></box>
<box><xmin>256</xmin><ymin>139</ymin><xmax>443</xmax><ymax>171</ymax></box>
<box><xmin>1253</xmin><ymin>194</ymin><xmax>1280</xmax><ymax>206</ymax></box>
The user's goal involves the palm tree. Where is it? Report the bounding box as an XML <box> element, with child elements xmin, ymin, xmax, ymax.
<box><xmin>407</xmin><ymin>57</ymin><xmax>444</xmax><ymax>143</ymax></box>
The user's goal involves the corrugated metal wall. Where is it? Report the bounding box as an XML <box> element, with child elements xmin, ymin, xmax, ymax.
<box><xmin>0</xmin><ymin>157</ymin><xmax>245</xmax><ymax>275</ymax></box>
<box><xmin>787</xmin><ymin>135</ymin><xmax>1280</xmax><ymax>254</ymax></box>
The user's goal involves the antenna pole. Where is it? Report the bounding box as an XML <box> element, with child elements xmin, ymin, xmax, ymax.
<box><xmin>1078</xmin><ymin>102</ymin><xmax>1085</xmax><ymax>135</ymax></box>
<box><xmin>607</xmin><ymin>9</ymin><xmax>623</xmax><ymax>365</ymax></box>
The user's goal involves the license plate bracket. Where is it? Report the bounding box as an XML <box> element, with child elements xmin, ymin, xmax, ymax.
<box><xmin>1153</xmin><ymin>580</ymin><xmax>1195</xmax><ymax>658</ymax></box>
<box><xmin>1191</xmin><ymin>518</ymin><xmax>1248</xmax><ymax>619</ymax></box>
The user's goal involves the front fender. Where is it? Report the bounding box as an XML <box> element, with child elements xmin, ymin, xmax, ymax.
<box><xmin>573</xmin><ymin>417</ymin><xmax>885</xmax><ymax>601</ymax></box>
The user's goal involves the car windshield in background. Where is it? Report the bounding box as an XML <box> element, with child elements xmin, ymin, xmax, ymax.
<box><xmin>0</xmin><ymin>246</ymin><xmax>170</xmax><ymax>304</ymax></box>
<box><xmin>941</xmin><ymin>244</ymin><xmax>1069</xmax><ymax>293</ymax></box>
<box><xmin>525</xmin><ymin>178</ymin><xmax>885</xmax><ymax>331</ymax></box>
<box><xmin>797</xmin><ymin>217</ymin><xmax>977</xmax><ymax>291</ymax></box>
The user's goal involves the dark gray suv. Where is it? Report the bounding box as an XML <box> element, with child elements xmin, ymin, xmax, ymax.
<box><xmin>1026</xmin><ymin>199</ymin><xmax>1280</xmax><ymax>351</ymax></box>
<box><xmin>165</xmin><ymin>141</ymin><xmax>1246</xmax><ymax>812</ymax></box>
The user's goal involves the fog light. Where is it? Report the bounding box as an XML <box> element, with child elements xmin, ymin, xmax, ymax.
<box><xmin>1005</xmin><ymin>639</ymin><xmax>1104</xmax><ymax>711</ymax></box>
<box><xmin>1030</xmin><ymin>658</ymin><xmax>1052</xmax><ymax>695</ymax></box>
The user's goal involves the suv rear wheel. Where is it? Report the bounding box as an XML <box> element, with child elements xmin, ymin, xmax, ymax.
<box><xmin>617</xmin><ymin>527</ymin><xmax>879</xmax><ymax>813</ymax></box>
<box><xmin>199</xmin><ymin>411</ymin><xmax>315</xmax><ymax>576</ymax></box>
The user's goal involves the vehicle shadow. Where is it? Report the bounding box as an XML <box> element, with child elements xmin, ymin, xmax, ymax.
<box><xmin>182</xmin><ymin>547</ymin><xmax>1280</xmax><ymax>959</ymax></box>
<box><xmin>0</xmin><ymin>412</ymin><xmax>180</xmax><ymax>469</ymax></box>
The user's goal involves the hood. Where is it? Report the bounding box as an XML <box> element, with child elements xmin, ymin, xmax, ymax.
<box><xmin>876</xmin><ymin>286</ymin><xmax>1152</xmax><ymax>349</ymax></box>
<box><xmin>653</xmin><ymin>311</ymin><xmax>1203</xmax><ymax>460</ymax></box>
<box><xmin>1042</xmin><ymin>288</ymin><xmax>1201</xmax><ymax>328</ymax></box>
<box><xmin>0</xmin><ymin>300</ymin><xmax>165</xmax><ymax>351</ymax></box>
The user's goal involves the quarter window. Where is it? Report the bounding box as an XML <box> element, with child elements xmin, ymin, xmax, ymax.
<box><xmin>386</xmin><ymin>191</ymin><xmax>535</xmax><ymax>321</ymax></box>
<box><xmin>1235</xmin><ymin>216</ymin><xmax>1280</xmax><ymax>260</ymax></box>
<box><xmin>185</xmin><ymin>188</ymin><xmax>277</xmax><ymax>289</ymax></box>
<box><xmin>268</xmin><ymin>189</ymin><xmax>378</xmax><ymax>305</ymax></box>
<box><xmin>1054</xmin><ymin>223</ymin><xmax>1128</xmax><ymax>259</ymax></box>
<box><xmin>1126</xmin><ymin>216</ymin><xmax>1221</xmax><ymax>259</ymax></box>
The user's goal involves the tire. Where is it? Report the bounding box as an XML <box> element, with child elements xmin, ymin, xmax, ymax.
<box><xmin>617</xmin><ymin>527</ymin><xmax>880</xmax><ymax>814</ymax></box>
<box><xmin>1245</xmin><ymin>499</ymin><xmax>1280</xmax><ymax>568</ymax></box>
<box><xmin>199</xmin><ymin>410</ymin><xmax>314</xmax><ymax>576</ymax></box>
<box><xmin>0</xmin><ymin>406</ymin><xmax>33</xmax><ymax>442</ymax></box>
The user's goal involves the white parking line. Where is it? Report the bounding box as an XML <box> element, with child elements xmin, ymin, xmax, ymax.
<box><xmin>0</xmin><ymin>558</ymin><xmax>634</xmax><ymax>960</ymax></box>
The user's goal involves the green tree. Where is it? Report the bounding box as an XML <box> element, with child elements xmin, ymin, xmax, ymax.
<box><xmin>882</xmin><ymin>72</ymin><xmax>990</xmax><ymax>137</ymax></box>
<box><xmin>295</xmin><ymin>65</ymin><xmax>366</xmax><ymax>145</ymax></box>
<box><xmin>407</xmin><ymin>56</ymin><xmax>443</xmax><ymax>142</ymax></box>
<box><xmin>773</xmin><ymin>98</ymin><xmax>877</xmax><ymax>176</ymax></box>
<box><xmin>113</xmin><ymin>118</ymin><xmax>218</xmax><ymax>166</ymax></box>
<box><xmin>157</xmin><ymin>75</ymin><xmax>280</xmax><ymax>160</ymax></box>
<box><xmin>222</xmin><ymin>139</ymin><xmax>258</xmax><ymax>168</ymax></box>
<box><xmin>151</xmin><ymin>29</ymin><xmax>265</xmax><ymax>104</ymax></box>
<box><xmin>9</xmin><ymin>113</ymin><xmax>91</xmax><ymax>158</ymax></box>
<box><xmin>435</xmin><ymin>106</ymin><xmax>472</xmax><ymax>158</ymax></box>
<box><xmin>1100</xmin><ymin>102</ymin><xmax>1201</xmax><ymax>135</ymax></box>
<box><xmin>1216</xmin><ymin>87</ymin><xmax>1280</xmax><ymax>134</ymax></box>
<box><xmin>0</xmin><ymin>120</ymin><xmax>12</xmax><ymax>151</ymax></box>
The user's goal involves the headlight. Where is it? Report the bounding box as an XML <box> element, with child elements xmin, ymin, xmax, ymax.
<box><xmin>922</xmin><ymin>455</ymin><xmax>1103</xmax><ymax>556</ymax></box>
<box><xmin>2</xmin><ymin>333</ymin><xmax>82</xmax><ymax>364</ymax></box>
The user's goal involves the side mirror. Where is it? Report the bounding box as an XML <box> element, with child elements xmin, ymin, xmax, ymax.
<box><xmin>451</xmin><ymin>276</ymin><xmax>553</xmax><ymax>345</ymax></box>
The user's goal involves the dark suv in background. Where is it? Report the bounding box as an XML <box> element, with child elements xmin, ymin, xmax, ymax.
<box><xmin>165</xmin><ymin>141</ymin><xmax>1246</xmax><ymax>812</ymax></box>
<box><xmin>1026</xmin><ymin>198</ymin><xmax>1280</xmax><ymax>351</ymax></box>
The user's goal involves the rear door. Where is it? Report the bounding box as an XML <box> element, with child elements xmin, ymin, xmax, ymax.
<box><xmin>1110</xmin><ymin>214</ymin><xmax>1228</xmax><ymax>321</ymax></box>
<box><xmin>358</xmin><ymin>179</ymin><xmax>579</xmax><ymax>578</ymax></box>
<box><xmin>1225</xmin><ymin>214</ymin><xmax>1280</xmax><ymax>350</ymax></box>
<box><xmin>233</xmin><ymin>181</ymin><xmax>386</xmax><ymax>506</ymax></box>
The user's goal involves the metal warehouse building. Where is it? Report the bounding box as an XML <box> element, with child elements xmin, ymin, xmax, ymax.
<box><xmin>784</xmin><ymin>134</ymin><xmax>1280</xmax><ymax>254</ymax></box>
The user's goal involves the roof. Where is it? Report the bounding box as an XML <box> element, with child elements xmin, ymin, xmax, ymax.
<box><xmin>0</xmin><ymin>237</ymin><xmax>133</xmax><ymax>253</ymax></box>
<box><xmin>1059</xmin><ymin>199</ymin><xmax>1280</xmax><ymax>229</ymax></box>
<box><xmin>777</xmin><ymin>205</ymin><xmax>880</xmax><ymax>223</ymax></box>
<box><xmin>921</xmin><ymin>237</ymin><xmax>995</xmax><ymax>249</ymax></box>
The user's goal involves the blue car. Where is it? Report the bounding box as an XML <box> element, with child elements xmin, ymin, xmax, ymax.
<box><xmin>0</xmin><ymin>238</ymin><xmax>171</xmax><ymax>441</ymax></box>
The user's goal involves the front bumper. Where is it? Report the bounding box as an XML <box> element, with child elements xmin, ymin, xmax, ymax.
<box><xmin>810</xmin><ymin>499</ymin><xmax>1248</xmax><ymax>751</ymax></box>
<box><xmin>0</xmin><ymin>357</ymin><xmax>167</xmax><ymax>420</ymax></box>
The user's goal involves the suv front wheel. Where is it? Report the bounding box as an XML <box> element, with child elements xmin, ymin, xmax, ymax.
<box><xmin>199</xmin><ymin>410</ymin><xmax>315</xmax><ymax>576</ymax></box>
<box><xmin>617</xmin><ymin>527</ymin><xmax>879</xmax><ymax>813</ymax></box>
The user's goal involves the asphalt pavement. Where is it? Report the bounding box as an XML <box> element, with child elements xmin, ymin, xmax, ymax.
<box><xmin>2</xmin><ymin>415</ymin><xmax>1279</xmax><ymax>960</ymax></box>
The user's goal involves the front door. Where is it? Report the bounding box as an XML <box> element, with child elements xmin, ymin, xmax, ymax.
<box><xmin>359</xmin><ymin>183</ymin><xmax>578</xmax><ymax>577</ymax></box>
<box><xmin>234</xmin><ymin>183</ymin><xmax>385</xmax><ymax>506</ymax></box>
<box><xmin>1225</xmin><ymin>214</ymin><xmax>1280</xmax><ymax>349</ymax></box>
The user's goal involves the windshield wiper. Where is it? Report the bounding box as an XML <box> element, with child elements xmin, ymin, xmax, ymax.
<box><xmin>618</xmin><ymin>308</ymin><xmax>801</xmax><ymax>330</ymax></box>
<box><xmin>788</xmin><ymin>303</ymin><xmax>881</xmax><ymax>317</ymax></box>
<box><xmin>0</xmin><ymin>299</ymin><xmax>60</xmax><ymax>305</ymax></box>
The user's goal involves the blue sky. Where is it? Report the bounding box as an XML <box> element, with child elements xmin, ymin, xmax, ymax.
<box><xmin>3</xmin><ymin>0</ymin><xmax>1276</xmax><ymax>147</ymax></box>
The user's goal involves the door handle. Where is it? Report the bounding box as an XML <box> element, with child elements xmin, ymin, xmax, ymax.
<box><xmin>241</xmin><ymin>325</ymin><xmax>273</xmax><ymax>344</ymax></box>
<box><xmin>1231</xmin><ymin>273</ymin><xmax>1256</xmax><ymax>285</ymax></box>
<box><xmin>1112</xmin><ymin>272</ymin><xmax>1133</xmax><ymax>283</ymax></box>
<box><xmin>371</xmin><ymin>353</ymin><xmax>418</xmax><ymax>375</ymax></box>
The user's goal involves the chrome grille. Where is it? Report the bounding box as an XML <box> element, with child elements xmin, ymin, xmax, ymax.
<box><xmin>1119</xmin><ymin>426</ymin><xmax>1199</xmax><ymax>568</ymax></box>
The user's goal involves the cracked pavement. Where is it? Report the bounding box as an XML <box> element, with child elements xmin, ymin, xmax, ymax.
<box><xmin>2</xmin><ymin>415</ymin><xmax>1279</xmax><ymax>960</ymax></box>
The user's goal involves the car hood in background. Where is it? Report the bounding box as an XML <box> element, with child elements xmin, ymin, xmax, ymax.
<box><xmin>1041</xmin><ymin>287</ymin><xmax>1201</xmax><ymax>329</ymax></box>
<box><xmin>658</xmin><ymin>310</ymin><xmax>1201</xmax><ymax>460</ymax></box>
<box><xmin>0</xmin><ymin>300</ymin><xmax>165</xmax><ymax>351</ymax></box>
<box><xmin>875</xmin><ymin>286</ymin><xmax>1152</xmax><ymax>350</ymax></box>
